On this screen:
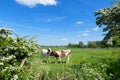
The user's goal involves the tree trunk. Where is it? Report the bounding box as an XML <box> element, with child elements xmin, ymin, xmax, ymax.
<box><xmin>19</xmin><ymin>57</ymin><xmax>27</xmax><ymax>71</ymax></box>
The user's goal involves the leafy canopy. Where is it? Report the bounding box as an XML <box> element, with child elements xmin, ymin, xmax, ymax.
<box><xmin>95</xmin><ymin>2</ymin><xmax>120</xmax><ymax>46</ymax></box>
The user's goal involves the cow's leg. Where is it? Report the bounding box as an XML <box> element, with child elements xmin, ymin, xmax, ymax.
<box><xmin>55</xmin><ymin>57</ymin><xmax>60</xmax><ymax>63</ymax></box>
<box><xmin>59</xmin><ymin>57</ymin><xmax>61</xmax><ymax>63</ymax></box>
<box><xmin>66</xmin><ymin>55</ymin><xmax>70</xmax><ymax>63</ymax></box>
<box><xmin>42</xmin><ymin>55</ymin><xmax>44</xmax><ymax>62</ymax></box>
<box><xmin>55</xmin><ymin>57</ymin><xmax>58</xmax><ymax>63</ymax></box>
<box><xmin>47</xmin><ymin>56</ymin><xmax>50</xmax><ymax>63</ymax></box>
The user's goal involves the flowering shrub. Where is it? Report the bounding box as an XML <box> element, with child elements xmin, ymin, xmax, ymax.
<box><xmin>70</xmin><ymin>57</ymin><xmax>118</xmax><ymax>80</ymax></box>
<box><xmin>0</xmin><ymin>55</ymin><xmax>18</xmax><ymax>79</ymax></box>
<box><xmin>0</xmin><ymin>28</ymin><xmax>40</xmax><ymax>79</ymax></box>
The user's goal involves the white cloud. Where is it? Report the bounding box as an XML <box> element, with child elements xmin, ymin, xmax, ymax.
<box><xmin>48</xmin><ymin>18</ymin><xmax>52</xmax><ymax>22</ymax></box>
<box><xmin>81</xmin><ymin>33</ymin><xmax>88</xmax><ymax>36</ymax></box>
<box><xmin>93</xmin><ymin>27</ymin><xmax>99</xmax><ymax>31</ymax></box>
<box><xmin>15</xmin><ymin>0</ymin><xmax>57</xmax><ymax>8</ymax></box>
<box><xmin>61</xmin><ymin>38</ymin><xmax>68</xmax><ymax>42</ymax></box>
<box><xmin>48</xmin><ymin>16</ymin><xmax>66</xmax><ymax>22</ymax></box>
<box><xmin>76</xmin><ymin>21</ymin><xmax>83</xmax><ymax>25</ymax></box>
<box><xmin>76</xmin><ymin>30</ymin><xmax>90</xmax><ymax>34</ymax></box>
<box><xmin>76</xmin><ymin>29</ymin><xmax>90</xmax><ymax>37</ymax></box>
<box><xmin>84</xmin><ymin>30</ymin><xmax>90</xmax><ymax>33</ymax></box>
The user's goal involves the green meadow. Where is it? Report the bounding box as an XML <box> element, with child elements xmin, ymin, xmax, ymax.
<box><xmin>18</xmin><ymin>47</ymin><xmax>120</xmax><ymax>80</ymax></box>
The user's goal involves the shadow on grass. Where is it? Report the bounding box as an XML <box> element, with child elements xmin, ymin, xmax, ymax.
<box><xmin>42</xmin><ymin>61</ymin><xmax>67</xmax><ymax>64</ymax></box>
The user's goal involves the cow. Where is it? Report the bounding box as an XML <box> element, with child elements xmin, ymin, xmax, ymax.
<box><xmin>50</xmin><ymin>49</ymin><xmax>71</xmax><ymax>63</ymax></box>
<box><xmin>41</xmin><ymin>48</ymin><xmax>52</xmax><ymax>63</ymax></box>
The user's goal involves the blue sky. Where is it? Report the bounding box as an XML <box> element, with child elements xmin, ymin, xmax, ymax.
<box><xmin>0</xmin><ymin>0</ymin><xmax>112</xmax><ymax>46</ymax></box>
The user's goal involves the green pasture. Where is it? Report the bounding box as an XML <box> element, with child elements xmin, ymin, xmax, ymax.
<box><xmin>18</xmin><ymin>48</ymin><xmax>120</xmax><ymax>80</ymax></box>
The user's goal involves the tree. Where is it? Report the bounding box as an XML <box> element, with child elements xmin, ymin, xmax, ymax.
<box><xmin>95</xmin><ymin>2</ymin><xmax>120</xmax><ymax>47</ymax></box>
<box><xmin>88</xmin><ymin>41</ymin><xmax>97</xmax><ymax>48</ymax></box>
<box><xmin>79</xmin><ymin>41</ymin><xmax>84</xmax><ymax>48</ymax></box>
<box><xmin>67</xmin><ymin>43</ymin><xmax>79</xmax><ymax>48</ymax></box>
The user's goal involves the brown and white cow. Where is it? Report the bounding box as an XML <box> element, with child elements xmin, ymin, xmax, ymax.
<box><xmin>50</xmin><ymin>49</ymin><xmax>71</xmax><ymax>63</ymax></box>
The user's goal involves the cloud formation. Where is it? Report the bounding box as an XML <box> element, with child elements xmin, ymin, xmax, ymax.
<box><xmin>76</xmin><ymin>21</ymin><xmax>83</xmax><ymax>25</ymax></box>
<box><xmin>48</xmin><ymin>16</ymin><xmax>66</xmax><ymax>22</ymax></box>
<box><xmin>93</xmin><ymin>27</ymin><xmax>99</xmax><ymax>31</ymax></box>
<box><xmin>76</xmin><ymin>29</ymin><xmax>90</xmax><ymax>37</ymax></box>
<box><xmin>84</xmin><ymin>30</ymin><xmax>90</xmax><ymax>33</ymax></box>
<box><xmin>61</xmin><ymin>38</ymin><xmax>68</xmax><ymax>42</ymax></box>
<box><xmin>81</xmin><ymin>33</ymin><xmax>88</xmax><ymax>36</ymax></box>
<box><xmin>15</xmin><ymin>0</ymin><xmax>57</xmax><ymax>8</ymax></box>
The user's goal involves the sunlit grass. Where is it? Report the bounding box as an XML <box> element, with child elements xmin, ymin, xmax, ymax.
<box><xmin>18</xmin><ymin>47</ymin><xmax>120</xmax><ymax>80</ymax></box>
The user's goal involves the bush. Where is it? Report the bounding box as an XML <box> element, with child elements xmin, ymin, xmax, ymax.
<box><xmin>70</xmin><ymin>57</ymin><xmax>117</xmax><ymax>80</ymax></box>
<box><xmin>0</xmin><ymin>28</ymin><xmax>40</xmax><ymax>79</ymax></box>
<box><xmin>106</xmin><ymin>58</ymin><xmax>120</xmax><ymax>79</ymax></box>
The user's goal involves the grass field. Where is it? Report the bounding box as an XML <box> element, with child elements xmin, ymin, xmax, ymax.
<box><xmin>18</xmin><ymin>47</ymin><xmax>120</xmax><ymax>80</ymax></box>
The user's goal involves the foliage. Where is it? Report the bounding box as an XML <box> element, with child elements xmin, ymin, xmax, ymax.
<box><xmin>0</xmin><ymin>27</ymin><xmax>40</xmax><ymax>79</ymax></box>
<box><xmin>106</xmin><ymin>58</ymin><xmax>120</xmax><ymax>79</ymax></box>
<box><xmin>87</xmin><ymin>41</ymin><xmax>101</xmax><ymax>48</ymax></box>
<box><xmin>79</xmin><ymin>41</ymin><xmax>84</xmax><ymax>48</ymax></box>
<box><xmin>95</xmin><ymin>3</ymin><xmax>120</xmax><ymax>47</ymax></box>
<box><xmin>67</xmin><ymin>41</ymin><xmax>107</xmax><ymax>48</ymax></box>
<box><xmin>0</xmin><ymin>55</ymin><xmax>18</xmax><ymax>79</ymax></box>
<box><xmin>0</xmin><ymin>28</ymin><xmax>12</xmax><ymax>37</ymax></box>
<box><xmin>71</xmin><ymin>57</ymin><xmax>112</xmax><ymax>80</ymax></box>
<box><xmin>67</xmin><ymin>43</ymin><xmax>79</xmax><ymax>48</ymax></box>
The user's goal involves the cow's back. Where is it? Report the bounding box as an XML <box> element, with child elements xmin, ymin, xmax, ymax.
<box><xmin>59</xmin><ymin>49</ymin><xmax>71</xmax><ymax>57</ymax></box>
<box><xmin>41</xmin><ymin>49</ymin><xmax>49</xmax><ymax>56</ymax></box>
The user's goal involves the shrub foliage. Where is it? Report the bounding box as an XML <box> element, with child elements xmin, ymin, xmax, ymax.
<box><xmin>0</xmin><ymin>28</ymin><xmax>40</xmax><ymax>79</ymax></box>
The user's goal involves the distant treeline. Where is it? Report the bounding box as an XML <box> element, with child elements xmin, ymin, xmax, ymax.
<box><xmin>67</xmin><ymin>41</ymin><xmax>120</xmax><ymax>48</ymax></box>
<box><xmin>42</xmin><ymin>41</ymin><xmax>120</xmax><ymax>48</ymax></box>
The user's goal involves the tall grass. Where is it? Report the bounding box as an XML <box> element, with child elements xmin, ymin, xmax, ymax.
<box><xmin>18</xmin><ymin>48</ymin><xmax>120</xmax><ymax>80</ymax></box>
